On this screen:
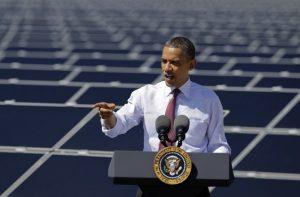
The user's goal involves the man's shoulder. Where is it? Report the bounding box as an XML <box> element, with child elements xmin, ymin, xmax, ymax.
<box><xmin>133</xmin><ymin>81</ymin><xmax>164</xmax><ymax>94</ymax></box>
<box><xmin>190</xmin><ymin>81</ymin><xmax>219</xmax><ymax>101</ymax></box>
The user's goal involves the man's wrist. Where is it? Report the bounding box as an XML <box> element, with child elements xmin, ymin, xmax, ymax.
<box><xmin>102</xmin><ymin>115</ymin><xmax>117</xmax><ymax>129</ymax></box>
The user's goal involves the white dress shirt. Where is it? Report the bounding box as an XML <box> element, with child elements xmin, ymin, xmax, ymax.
<box><xmin>101</xmin><ymin>79</ymin><xmax>231</xmax><ymax>154</ymax></box>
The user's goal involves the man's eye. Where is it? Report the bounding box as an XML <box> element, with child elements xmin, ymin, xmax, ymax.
<box><xmin>161</xmin><ymin>59</ymin><xmax>167</xmax><ymax>64</ymax></box>
<box><xmin>171</xmin><ymin>61</ymin><xmax>180</xmax><ymax>66</ymax></box>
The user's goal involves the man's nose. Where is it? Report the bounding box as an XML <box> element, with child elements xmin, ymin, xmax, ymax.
<box><xmin>164</xmin><ymin>62</ymin><xmax>172</xmax><ymax>71</ymax></box>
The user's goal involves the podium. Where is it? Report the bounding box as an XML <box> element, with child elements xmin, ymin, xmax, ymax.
<box><xmin>108</xmin><ymin>151</ymin><xmax>234</xmax><ymax>196</ymax></box>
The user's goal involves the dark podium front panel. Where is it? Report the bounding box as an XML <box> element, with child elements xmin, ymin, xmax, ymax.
<box><xmin>108</xmin><ymin>151</ymin><xmax>234</xmax><ymax>187</ymax></box>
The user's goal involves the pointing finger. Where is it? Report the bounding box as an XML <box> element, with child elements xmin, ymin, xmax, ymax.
<box><xmin>93</xmin><ymin>102</ymin><xmax>116</xmax><ymax>110</ymax></box>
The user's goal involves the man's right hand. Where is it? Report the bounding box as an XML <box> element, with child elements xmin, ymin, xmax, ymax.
<box><xmin>93</xmin><ymin>102</ymin><xmax>116</xmax><ymax>119</ymax></box>
<box><xmin>93</xmin><ymin>102</ymin><xmax>117</xmax><ymax>129</ymax></box>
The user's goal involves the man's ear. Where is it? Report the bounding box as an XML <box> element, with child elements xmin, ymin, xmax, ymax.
<box><xmin>189</xmin><ymin>59</ymin><xmax>196</xmax><ymax>70</ymax></box>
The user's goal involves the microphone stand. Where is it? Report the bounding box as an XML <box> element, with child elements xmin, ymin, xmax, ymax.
<box><xmin>159</xmin><ymin>133</ymin><xmax>171</xmax><ymax>147</ymax></box>
<box><xmin>176</xmin><ymin>134</ymin><xmax>185</xmax><ymax>148</ymax></box>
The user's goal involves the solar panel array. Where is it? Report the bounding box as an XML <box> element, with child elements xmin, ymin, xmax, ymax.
<box><xmin>0</xmin><ymin>0</ymin><xmax>299</xmax><ymax>196</ymax></box>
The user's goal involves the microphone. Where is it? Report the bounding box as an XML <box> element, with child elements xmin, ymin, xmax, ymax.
<box><xmin>174</xmin><ymin>115</ymin><xmax>190</xmax><ymax>147</ymax></box>
<box><xmin>155</xmin><ymin>115</ymin><xmax>171</xmax><ymax>147</ymax></box>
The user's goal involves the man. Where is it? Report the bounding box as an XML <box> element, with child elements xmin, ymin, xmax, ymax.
<box><xmin>93</xmin><ymin>37</ymin><xmax>230</xmax><ymax>196</ymax></box>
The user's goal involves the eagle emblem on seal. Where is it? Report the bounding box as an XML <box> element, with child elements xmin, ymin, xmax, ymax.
<box><xmin>164</xmin><ymin>155</ymin><xmax>183</xmax><ymax>176</ymax></box>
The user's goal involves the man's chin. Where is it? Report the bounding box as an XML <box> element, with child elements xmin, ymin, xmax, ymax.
<box><xmin>164</xmin><ymin>80</ymin><xmax>175</xmax><ymax>87</ymax></box>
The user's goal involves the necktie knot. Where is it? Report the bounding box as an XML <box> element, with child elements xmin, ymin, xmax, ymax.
<box><xmin>173</xmin><ymin>88</ymin><xmax>180</xmax><ymax>98</ymax></box>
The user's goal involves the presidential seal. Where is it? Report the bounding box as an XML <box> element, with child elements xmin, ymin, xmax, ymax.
<box><xmin>153</xmin><ymin>146</ymin><xmax>192</xmax><ymax>185</ymax></box>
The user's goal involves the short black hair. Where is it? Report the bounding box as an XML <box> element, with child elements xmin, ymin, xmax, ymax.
<box><xmin>164</xmin><ymin>37</ymin><xmax>196</xmax><ymax>60</ymax></box>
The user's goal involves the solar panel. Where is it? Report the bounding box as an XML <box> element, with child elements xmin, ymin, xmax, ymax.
<box><xmin>276</xmin><ymin>104</ymin><xmax>300</xmax><ymax>129</ymax></box>
<box><xmin>0</xmin><ymin>69</ymin><xmax>69</xmax><ymax>80</ymax></box>
<box><xmin>0</xmin><ymin>106</ymin><xmax>90</xmax><ymax>147</ymax></box>
<box><xmin>225</xmin><ymin>133</ymin><xmax>256</xmax><ymax>159</ymax></box>
<box><xmin>190</xmin><ymin>75</ymin><xmax>252</xmax><ymax>87</ymax></box>
<box><xmin>0</xmin><ymin>153</ymin><xmax>41</xmax><ymax>194</ymax></box>
<box><xmin>256</xmin><ymin>78</ymin><xmax>300</xmax><ymax>88</ymax></box>
<box><xmin>1</xmin><ymin>57</ymin><xmax>67</xmax><ymax>65</ymax></box>
<box><xmin>0</xmin><ymin>85</ymin><xmax>79</xmax><ymax>103</ymax></box>
<box><xmin>62</xmin><ymin>117</ymin><xmax>143</xmax><ymax>151</ymax></box>
<box><xmin>216</xmin><ymin>91</ymin><xmax>296</xmax><ymax>127</ymax></box>
<box><xmin>77</xmin><ymin>87</ymin><xmax>135</xmax><ymax>105</ymax></box>
<box><xmin>74</xmin><ymin>59</ymin><xmax>145</xmax><ymax>67</ymax></box>
<box><xmin>214</xmin><ymin>179</ymin><xmax>300</xmax><ymax>197</ymax></box>
<box><xmin>11</xmin><ymin>156</ymin><xmax>137</xmax><ymax>196</ymax></box>
<box><xmin>73</xmin><ymin>72</ymin><xmax>159</xmax><ymax>83</ymax></box>
<box><xmin>231</xmin><ymin>63</ymin><xmax>300</xmax><ymax>73</ymax></box>
<box><xmin>236</xmin><ymin>135</ymin><xmax>300</xmax><ymax>173</ymax></box>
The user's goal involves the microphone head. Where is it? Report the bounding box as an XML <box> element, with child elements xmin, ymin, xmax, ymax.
<box><xmin>155</xmin><ymin>115</ymin><xmax>171</xmax><ymax>134</ymax></box>
<box><xmin>174</xmin><ymin>115</ymin><xmax>190</xmax><ymax>134</ymax></box>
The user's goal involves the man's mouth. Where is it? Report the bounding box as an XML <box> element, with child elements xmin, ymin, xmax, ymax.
<box><xmin>165</xmin><ymin>74</ymin><xmax>174</xmax><ymax>79</ymax></box>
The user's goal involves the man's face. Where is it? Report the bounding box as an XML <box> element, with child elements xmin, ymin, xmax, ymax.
<box><xmin>161</xmin><ymin>46</ymin><xmax>195</xmax><ymax>88</ymax></box>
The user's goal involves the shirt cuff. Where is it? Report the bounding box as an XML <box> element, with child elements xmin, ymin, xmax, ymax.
<box><xmin>212</xmin><ymin>146</ymin><xmax>231</xmax><ymax>154</ymax></box>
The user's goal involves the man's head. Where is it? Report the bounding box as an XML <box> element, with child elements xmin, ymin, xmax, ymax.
<box><xmin>161</xmin><ymin>37</ymin><xmax>196</xmax><ymax>88</ymax></box>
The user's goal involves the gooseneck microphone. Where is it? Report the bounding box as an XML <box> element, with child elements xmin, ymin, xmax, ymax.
<box><xmin>174</xmin><ymin>115</ymin><xmax>190</xmax><ymax>147</ymax></box>
<box><xmin>155</xmin><ymin>115</ymin><xmax>171</xmax><ymax>147</ymax></box>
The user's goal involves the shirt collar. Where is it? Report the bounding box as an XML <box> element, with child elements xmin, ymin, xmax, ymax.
<box><xmin>164</xmin><ymin>78</ymin><xmax>191</xmax><ymax>99</ymax></box>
